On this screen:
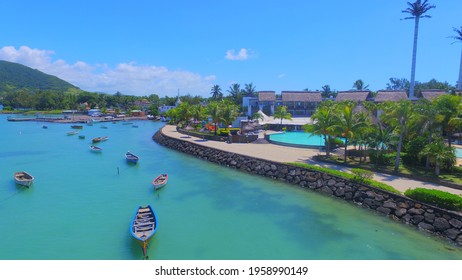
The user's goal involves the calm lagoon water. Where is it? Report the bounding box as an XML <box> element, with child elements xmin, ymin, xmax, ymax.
<box><xmin>0</xmin><ymin>114</ymin><xmax>461</xmax><ymax>260</ymax></box>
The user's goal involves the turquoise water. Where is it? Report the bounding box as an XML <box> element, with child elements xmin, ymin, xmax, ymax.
<box><xmin>0</xmin><ymin>114</ymin><xmax>461</xmax><ymax>260</ymax></box>
<box><xmin>456</xmin><ymin>148</ymin><xmax>462</xmax><ymax>158</ymax></box>
<box><xmin>269</xmin><ymin>132</ymin><xmax>326</xmax><ymax>147</ymax></box>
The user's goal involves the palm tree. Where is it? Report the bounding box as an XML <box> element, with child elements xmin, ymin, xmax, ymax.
<box><xmin>243</xmin><ymin>83</ymin><xmax>256</xmax><ymax>97</ymax></box>
<box><xmin>333</xmin><ymin>101</ymin><xmax>369</xmax><ymax>163</ymax></box>
<box><xmin>435</xmin><ymin>94</ymin><xmax>462</xmax><ymax>147</ymax></box>
<box><xmin>220</xmin><ymin>100</ymin><xmax>239</xmax><ymax>127</ymax></box>
<box><xmin>413</xmin><ymin>99</ymin><xmax>444</xmax><ymax>170</ymax></box>
<box><xmin>419</xmin><ymin>137</ymin><xmax>456</xmax><ymax>176</ymax></box>
<box><xmin>449</xmin><ymin>27</ymin><xmax>462</xmax><ymax>90</ymax></box>
<box><xmin>207</xmin><ymin>101</ymin><xmax>221</xmax><ymax>135</ymax></box>
<box><xmin>273</xmin><ymin>106</ymin><xmax>292</xmax><ymax>130</ymax></box>
<box><xmin>303</xmin><ymin>101</ymin><xmax>337</xmax><ymax>156</ymax></box>
<box><xmin>210</xmin><ymin>85</ymin><xmax>223</xmax><ymax>101</ymax></box>
<box><xmin>352</xmin><ymin>79</ymin><xmax>369</xmax><ymax>91</ymax></box>
<box><xmin>382</xmin><ymin>100</ymin><xmax>415</xmax><ymax>172</ymax></box>
<box><xmin>190</xmin><ymin>104</ymin><xmax>206</xmax><ymax>125</ymax></box>
<box><xmin>227</xmin><ymin>83</ymin><xmax>242</xmax><ymax>104</ymax></box>
<box><xmin>402</xmin><ymin>0</ymin><xmax>436</xmax><ymax>99</ymax></box>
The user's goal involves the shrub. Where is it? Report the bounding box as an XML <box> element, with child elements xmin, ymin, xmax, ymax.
<box><xmin>351</xmin><ymin>168</ymin><xmax>373</xmax><ymax>182</ymax></box>
<box><xmin>404</xmin><ymin>188</ymin><xmax>462</xmax><ymax>211</ymax></box>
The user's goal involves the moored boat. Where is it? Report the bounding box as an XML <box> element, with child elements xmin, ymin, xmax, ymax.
<box><xmin>67</xmin><ymin>130</ymin><xmax>79</xmax><ymax>136</ymax></box>
<box><xmin>101</xmin><ymin>136</ymin><xmax>109</xmax><ymax>142</ymax></box>
<box><xmin>79</xmin><ymin>135</ymin><xmax>85</xmax><ymax>139</ymax></box>
<box><xmin>152</xmin><ymin>173</ymin><xmax>168</xmax><ymax>190</ymax></box>
<box><xmin>71</xmin><ymin>125</ymin><xmax>83</xmax><ymax>129</ymax></box>
<box><xmin>130</xmin><ymin>205</ymin><xmax>158</xmax><ymax>258</ymax></box>
<box><xmin>42</xmin><ymin>125</ymin><xmax>48</xmax><ymax>129</ymax></box>
<box><xmin>90</xmin><ymin>145</ymin><xmax>103</xmax><ymax>152</ymax></box>
<box><xmin>14</xmin><ymin>171</ymin><xmax>34</xmax><ymax>187</ymax></box>
<box><xmin>125</xmin><ymin>151</ymin><xmax>139</xmax><ymax>163</ymax></box>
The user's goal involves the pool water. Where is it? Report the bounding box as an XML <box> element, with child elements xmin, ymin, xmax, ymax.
<box><xmin>456</xmin><ymin>148</ymin><xmax>462</xmax><ymax>158</ymax></box>
<box><xmin>269</xmin><ymin>132</ymin><xmax>326</xmax><ymax>147</ymax></box>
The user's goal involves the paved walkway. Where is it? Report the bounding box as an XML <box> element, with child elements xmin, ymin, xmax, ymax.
<box><xmin>162</xmin><ymin>125</ymin><xmax>462</xmax><ymax>195</ymax></box>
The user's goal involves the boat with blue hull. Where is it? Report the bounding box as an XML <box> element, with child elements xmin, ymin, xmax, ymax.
<box><xmin>130</xmin><ymin>205</ymin><xmax>158</xmax><ymax>258</ymax></box>
<box><xmin>125</xmin><ymin>151</ymin><xmax>139</xmax><ymax>163</ymax></box>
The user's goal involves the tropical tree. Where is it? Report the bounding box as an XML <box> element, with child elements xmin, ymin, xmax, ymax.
<box><xmin>273</xmin><ymin>105</ymin><xmax>292</xmax><ymax>130</ymax></box>
<box><xmin>434</xmin><ymin>94</ymin><xmax>462</xmax><ymax>147</ymax></box>
<box><xmin>303</xmin><ymin>101</ymin><xmax>337</xmax><ymax>156</ymax></box>
<box><xmin>227</xmin><ymin>83</ymin><xmax>242</xmax><ymax>105</ymax></box>
<box><xmin>418</xmin><ymin>137</ymin><xmax>456</xmax><ymax>175</ymax></box>
<box><xmin>210</xmin><ymin>85</ymin><xmax>223</xmax><ymax>101</ymax></box>
<box><xmin>402</xmin><ymin>0</ymin><xmax>436</xmax><ymax>99</ymax></box>
<box><xmin>449</xmin><ymin>26</ymin><xmax>462</xmax><ymax>90</ymax></box>
<box><xmin>220</xmin><ymin>100</ymin><xmax>239</xmax><ymax>127</ymax></box>
<box><xmin>333</xmin><ymin>101</ymin><xmax>369</xmax><ymax>163</ymax></box>
<box><xmin>382</xmin><ymin>100</ymin><xmax>415</xmax><ymax>172</ymax></box>
<box><xmin>207</xmin><ymin>101</ymin><xmax>221</xmax><ymax>135</ymax></box>
<box><xmin>413</xmin><ymin>99</ymin><xmax>444</xmax><ymax>170</ymax></box>
<box><xmin>243</xmin><ymin>83</ymin><xmax>257</xmax><ymax>97</ymax></box>
<box><xmin>190</xmin><ymin>104</ymin><xmax>206</xmax><ymax>125</ymax></box>
<box><xmin>352</xmin><ymin>79</ymin><xmax>369</xmax><ymax>91</ymax></box>
<box><xmin>386</xmin><ymin>77</ymin><xmax>410</xmax><ymax>91</ymax></box>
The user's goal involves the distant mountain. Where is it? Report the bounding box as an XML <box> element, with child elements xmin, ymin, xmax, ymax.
<box><xmin>0</xmin><ymin>60</ymin><xmax>79</xmax><ymax>93</ymax></box>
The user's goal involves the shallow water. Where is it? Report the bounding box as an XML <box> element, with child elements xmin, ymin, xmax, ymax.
<box><xmin>0</xmin><ymin>114</ymin><xmax>461</xmax><ymax>260</ymax></box>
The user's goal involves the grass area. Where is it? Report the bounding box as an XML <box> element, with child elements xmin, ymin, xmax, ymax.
<box><xmin>287</xmin><ymin>162</ymin><xmax>401</xmax><ymax>194</ymax></box>
<box><xmin>316</xmin><ymin>154</ymin><xmax>462</xmax><ymax>186</ymax></box>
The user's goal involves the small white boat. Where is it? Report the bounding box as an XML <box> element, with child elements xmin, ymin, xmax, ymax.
<box><xmin>152</xmin><ymin>174</ymin><xmax>168</xmax><ymax>190</ymax></box>
<box><xmin>67</xmin><ymin>130</ymin><xmax>79</xmax><ymax>136</ymax></box>
<box><xmin>14</xmin><ymin>171</ymin><xmax>34</xmax><ymax>187</ymax></box>
<box><xmin>90</xmin><ymin>145</ymin><xmax>103</xmax><ymax>152</ymax></box>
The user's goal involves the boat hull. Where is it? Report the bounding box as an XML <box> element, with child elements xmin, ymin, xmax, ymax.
<box><xmin>152</xmin><ymin>174</ymin><xmax>168</xmax><ymax>190</ymax></box>
<box><xmin>130</xmin><ymin>205</ymin><xmax>157</xmax><ymax>257</ymax></box>
<box><xmin>14</xmin><ymin>172</ymin><xmax>34</xmax><ymax>188</ymax></box>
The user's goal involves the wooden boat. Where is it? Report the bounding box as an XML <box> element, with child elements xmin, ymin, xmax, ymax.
<box><xmin>130</xmin><ymin>205</ymin><xmax>158</xmax><ymax>258</ymax></box>
<box><xmin>42</xmin><ymin>125</ymin><xmax>48</xmax><ymax>129</ymax></box>
<box><xmin>101</xmin><ymin>136</ymin><xmax>109</xmax><ymax>142</ymax></box>
<box><xmin>100</xmin><ymin>125</ymin><xmax>108</xmax><ymax>129</ymax></box>
<box><xmin>125</xmin><ymin>151</ymin><xmax>139</xmax><ymax>163</ymax></box>
<box><xmin>92</xmin><ymin>137</ymin><xmax>101</xmax><ymax>143</ymax></box>
<box><xmin>14</xmin><ymin>171</ymin><xmax>34</xmax><ymax>187</ymax></box>
<box><xmin>79</xmin><ymin>135</ymin><xmax>85</xmax><ymax>139</ymax></box>
<box><xmin>132</xmin><ymin>125</ymin><xmax>139</xmax><ymax>128</ymax></box>
<box><xmin>71</xmin><ymin>125</ymin><xmax>83</xmax><ymax>129</ymax></box>
<box><xmin>90</xmin><ymin>145</ymin><xmax>103</xmax><ymax>152</ymax></box>
<box><xmin>152</xmin><ymin>173</ymin><xmax>168</xmax><ymax>190</ymax></box>
<box><xmin>67</xmin><ymin>130</ymin><xmax>79</xmax><ymax>136</ymax></box>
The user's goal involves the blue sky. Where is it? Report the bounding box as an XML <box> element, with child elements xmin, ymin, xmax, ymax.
<box><xmin>0</xmin><ymin>0</ymin><xmax>461</xmax><ymax>97</ymax></box>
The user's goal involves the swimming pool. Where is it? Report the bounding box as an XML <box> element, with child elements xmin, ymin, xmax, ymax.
<box><xmin>456</xmin><ymin>148</ymin><xmax>462</xmax><ymax>158</ymax></box>
<box><xmin>268</xmin><ymin>131</ymin><xmax>326</xmax><ymax>148</ymax></box>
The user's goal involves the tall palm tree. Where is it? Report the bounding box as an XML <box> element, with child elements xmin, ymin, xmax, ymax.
<box><xmin>273</xmin><ymin>106</ymin><xmax>292</xmax><ymax>130</ymax></box>
<box><xmin>449</xmin><ymin>27</ymin><xmax>462</xmax><ymax>90</ymax></box>
<box><xmin>210</xmin><ymin>85</ymin><xmax>223</xmax><ymax>101</ymax></box>
<box><xmin>352</xmin><ymin>79</ymin><xmax>369</xmax><ymax>91</ymax></box>
<box><xmin>402</xmin><ymin>0</ymin><xmax>436</xmax><ymax>99</ymax></box>
<box><xmin>220</xmin><ymin>100</ymin><xmax>239</xmax><ymax>127</ymax></box>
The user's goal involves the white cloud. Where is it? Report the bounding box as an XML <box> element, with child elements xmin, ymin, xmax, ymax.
<box><xmin>0</xmin><ymin>46</ymin><xmax>215</xmax><ymax>96</ymax></box>
<box><xmin>277</xmin><ymin>73</ymin><xmax>286</xmax><ymax>79</ymax></box>
<box><xmin>225</xmin><ymin>48</ymin><xmax>250</xmax><ymax>61</ymax></box>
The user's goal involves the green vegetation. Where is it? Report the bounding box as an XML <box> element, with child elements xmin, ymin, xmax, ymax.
<box><xmin>404</xmin><ymin>188</ymin><xmax>462</xmax><ymax>211</ymax></box>
<box><xmin>0</xmin><ymin>60</ymin><xmax>78</xmax><ymax>93</ymax></box>
<box><xmin>350</xmin><ymin>168</ymin><xmax>374</xmax><ymax>182</ymax></box>
<box><xmin>287</xmin><ymin>162</ymin><xmax>401</xmax><ymax>194</ymax></box>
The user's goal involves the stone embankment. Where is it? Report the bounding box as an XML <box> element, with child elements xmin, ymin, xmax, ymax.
<box><xmin>153</xmin><ymin>129</ymin><xmax>462</xmax><ymax>246</ymax></box>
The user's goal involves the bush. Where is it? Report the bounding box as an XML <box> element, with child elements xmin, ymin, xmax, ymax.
<box><xmin>351</xmin><ymin>168</ymin><xmax>373</xmax><ymax>182</ymax></box>
<box><xmin>404</xmin><ymin>188</ymin><xmax>462</xmax><ymax>211</ymax></box>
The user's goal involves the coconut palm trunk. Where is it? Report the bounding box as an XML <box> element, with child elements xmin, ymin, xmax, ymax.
<box><xmin>409</xmin><ymin>16</ymin><xmax>420</xmax><ymax>99</ymax></box>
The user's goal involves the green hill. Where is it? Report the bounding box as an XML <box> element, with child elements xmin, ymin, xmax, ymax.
<box><xmin>0</xmin><ymin>60</ymin><xmax>79</xmax><ymax>93</ymax></box>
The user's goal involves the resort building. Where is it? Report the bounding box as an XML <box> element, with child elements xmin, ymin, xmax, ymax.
<box><xmin>420</xmin><ymin>89</ymin><xmax>446</xmax><ymax>100</ymax></box>
<box><xmin>374</xmin><ymin>90</ymin><xmax>408</xmax><ymax>103</ymax></box>
<box><xmin>281</xmin><ymin>91</ymin><xmax>322</xmax><ymax>116</ymax></box>
<box><xmin>335</xmin><ymin>90</ymin><xmax>373</xmax><ymax>103</ymax></box>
